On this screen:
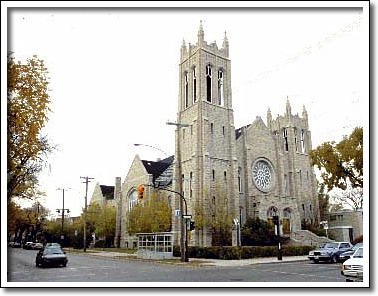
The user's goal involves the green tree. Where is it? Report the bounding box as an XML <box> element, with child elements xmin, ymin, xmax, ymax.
<box><xmin>127</xmin><ymin>191</ymin><xmax>171</xmax><ymax>235</ymax></box>
<box><xmin>88</xmin><ymin>203</ymin><xmax>117</xmax><ymax>247</ymax></box>
<box><xmin>194</xmin><ymin>186</ymin><xmax>233</xmax><ymax>246</ymax></box>
<box><xmin>310</xmin><ymin>127</ymin><xmax>363</xmax><ymax>191</ymax></box>
<box><xmin>317</xmin><ymin>183</ymin><xmax>331</xmax><ymax>221</ymax></box>
<box><xmin>7</xmin><ymin>52</ymin><xmax>54</xmax><ymax>200</ymax></box>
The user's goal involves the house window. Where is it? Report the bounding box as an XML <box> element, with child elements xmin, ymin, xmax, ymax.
<box><xmin>192</xmin><ymin>67</ymin><xmax>197</xmax><ymax>103</ymax></box>
<box><xmin>222</xmin><ymin>126</ymin><xmax>225</xmax><ymax>136</ymax></box>
<box><xmin>301</xmin><ymin>129</ymin><xmax>306</xmax><ymax>153</ymax></box>
<box><xmin>218</xmin><ymin>70</ymin><xmax>224</xmax><ymax>106</ymax></box>
<box><xmin>212</xmin><ymin>169</ymin><xmax>215</xmax><ymax>181</ymax></box>
<box><xmin>206</xmin><ymin>65</ymin><xmax>212</xmax><ymax>102</ymax></box>
<box><xmin>224</xmin><ymin>171</ymin><xmax>227</xmax><ymax>182</ymax></box>
<box><xmin>184</xmin><ymin>72</ymin><xmax>189</xmax><ymax>109</ymax></box>
<box><xmin>283</xmin><ymin>128</ymin><xmax>288</xmax><ymax>151</ymax></box>
<box><xmin>210</xmin><ymin>123</ymin><xmax>214</xmax><ymax>134</ymax></box>
<box><xmin>294</xmin><ymin>128</ymin><xmax>298</xmax><ymax>152</ymax></box>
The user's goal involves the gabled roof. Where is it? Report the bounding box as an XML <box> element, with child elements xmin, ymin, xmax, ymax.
<box><xmin>141</xmin><ymin>155</ymin><xmax>174</xmax><ymax>182</ymax></box>
<box><xmin>99</xmin><ymin>185</ymin><xmax>114</xmax><ymax>200</ymax></box>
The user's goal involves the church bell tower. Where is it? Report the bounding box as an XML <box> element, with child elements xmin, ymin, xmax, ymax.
<box><xmin>173</xmin><ymin>22</ymin><xmax>239</xmax><ymax>247</ymax></box>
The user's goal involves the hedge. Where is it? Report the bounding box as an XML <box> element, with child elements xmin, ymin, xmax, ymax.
<box><xmin>173</xmin><ymin>245</ymin><xmax>314</xmax><ymax>260</ymax></box>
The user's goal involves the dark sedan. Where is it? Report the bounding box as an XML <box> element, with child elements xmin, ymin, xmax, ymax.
<box><xmin>338</xmin><ymin>243</ymin><xmax>363</xmax><ymax>263</ymax></box>
<box><xmin>36</xmin><ymin>246</ymin><xmax>68</xmax><ymax>268</ymax></box>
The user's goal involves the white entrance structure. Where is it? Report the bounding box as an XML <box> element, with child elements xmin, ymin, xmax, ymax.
<box><xmin>136</xmin><ymin>232</ymin><xmax>174</xmax><ymax>259</ymax></box>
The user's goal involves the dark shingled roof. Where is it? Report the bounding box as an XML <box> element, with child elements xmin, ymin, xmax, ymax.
<box><xmin>235</xmin><ymin>124</ymin><xmax>250</xmax><ymax>140</ymax></box>
<box><xmin>142</xmin><ymin>155</ymin><xmax>174</xmax><ymax>182</ymax></box>
<box><xmin>100</xmin><ymin>185</ymin><xmax>114</xmax><ymax>200</ymax></box>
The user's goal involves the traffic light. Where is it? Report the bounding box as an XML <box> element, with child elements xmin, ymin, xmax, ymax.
<box><xmin>272</xmin><ymin>215</ymin><xmax>279</xmax><ymax>226</ymax></box>
<box><xmin>190</xmin><ymin>221</ymin><xmax>195</xmax><ymax>231</ymax></box>
<box><xmin>138</xmin><ymin>185</ymin><xmax>145</xmax><ymax>200</ymax></box>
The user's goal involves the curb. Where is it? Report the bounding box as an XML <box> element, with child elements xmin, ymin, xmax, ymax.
<box><xmin>73</xmin><ymin>251</ymin><xmax>309</xmax><ymax>267</ymax></box>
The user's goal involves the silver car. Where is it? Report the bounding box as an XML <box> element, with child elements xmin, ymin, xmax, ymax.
<box><xmin>308</xmin><ymin>242</ymin><xmax>353</xmax><ymax>263</ymax></box>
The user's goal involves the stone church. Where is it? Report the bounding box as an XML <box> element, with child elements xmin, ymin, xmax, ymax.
<box><xmin>106</xmin><ymin>22</ymin><xmax>320</xmax><ymax>248</ymax></box>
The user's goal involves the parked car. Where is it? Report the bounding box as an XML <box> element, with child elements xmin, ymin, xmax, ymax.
<box><xmin>36</xmin><ymin>246</ymin><xmax>68</xmax><ymax>268</ymax></box>
<box><xmin>338</xmin><ymin>243</ymin><xmax>363</xmax><ymax>263</ymax></box>
<box><xmin>33</xmin><ymin>242</ymin><xmax>44</xmax><ymax>250</ymax></box>
<box><xmin>12</xmin><ymin>242</ymin><xmax>22</xmax><ymax>248</ymax></box>
<box><xmin>45</xmin><ymin>242</ymin><xmax>62</xmax><ymax>248</ymax></box>
<box><xmin>308</xmin><ymin>242</ymin><xmax>353</xmax><ymax>263</ymax></box>
<box><xmin>23</xmin><ymin>242</ymin><xmax>35</xmax><ymax>250</ymax></box>
<box><xmin>8</xmin><ymin>242</ymin><xmax>15</xmax><ymax>247</ymax></box>
<box><xmin>341</xmin><ymin>247</ymin><xmax>363</xmax><ymax>282</ymax></box>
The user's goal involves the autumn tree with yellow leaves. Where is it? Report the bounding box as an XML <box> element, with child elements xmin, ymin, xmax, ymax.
<box><xmin>127</xmin><ymin>191</ymin><xmax>172</xmax><ymax>235</ymax></box>
<box><xmin>7</xmin><ymin>52</ymin><xmax>54</xmax><ymax>200</ymax></box>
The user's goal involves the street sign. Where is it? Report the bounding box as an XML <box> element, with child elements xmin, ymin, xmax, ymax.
<box><xmin>175</xmin><ymin>210</ymin><xmax>181</xmax><ymax>216</ymax></box>
<box><xmin>183</xmin><ymin>215</ymin><xmax>192</xmax><ymax>219</ymax></box>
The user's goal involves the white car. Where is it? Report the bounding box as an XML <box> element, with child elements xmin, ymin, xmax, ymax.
<box><xmin>341</xmin><ymin>247</ymin><xmax>363</xmax><ymax>282</ymax></box>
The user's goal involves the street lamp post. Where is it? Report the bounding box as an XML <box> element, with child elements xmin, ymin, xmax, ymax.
<box><xmin>166</xmin><ymin>120</ymin><xmax>191</xmax><ymax>263</ymax></box>
<box><xmin>133</xmin><ymin>143</ymin><xmax>170</xmax><ymax>157</ymax></box>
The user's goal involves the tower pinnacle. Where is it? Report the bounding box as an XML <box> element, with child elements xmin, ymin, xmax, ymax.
<box><xmin>198</xmin><ymin>20</ymin><xmax>205</xmax><ymax>46</ymax></box>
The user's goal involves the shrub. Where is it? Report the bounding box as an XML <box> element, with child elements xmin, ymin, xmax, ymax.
<box><xmin>94</xmin><ymin>240</ymin><xmax>106</xmax><ymax>248</ymax></box>
<box><xmin>241</xmin><ymin>218</ymin><xmax>277</xmax><ymax>246</ymax></box>
<box><xmin>351</xmin><ymin>235</ymin><xmax>363</xmax><ymax>245</ymax></box>
<box><xmin>174</xmin><ymin>245</ymin><xmax>312</xmax><ymax>260</ymax></box>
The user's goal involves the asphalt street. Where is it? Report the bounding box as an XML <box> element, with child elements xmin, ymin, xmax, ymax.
<box><xmin>7</xmin><ymin>248</ymin><xmax>346</xmax><ymax>284</ymax></box>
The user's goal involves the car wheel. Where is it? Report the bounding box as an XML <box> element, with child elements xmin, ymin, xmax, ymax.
<box><xmin>62</xmin><ymin>262</ymin><xmax>67</xmax><ymax>267</ymax></box>
<box><xmin>313</xmin><ymin>259</ymin><xmax>319</xmax><ymax>264</ymax></box>
<box><xmin>331</xmin><ymin>255</ymin><xmax>338</xmax><ymax>263</ymax></box>
<box><xmin>36</xmin><ymin>261</ymin><xmax>39</xmax><ymax>267</ymax></box>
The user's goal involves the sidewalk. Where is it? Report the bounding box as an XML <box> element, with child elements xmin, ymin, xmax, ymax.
<box><xmin>79</xmin><ymin>250</ymin><xmax>309</xmax><ymax>267</ymax></box>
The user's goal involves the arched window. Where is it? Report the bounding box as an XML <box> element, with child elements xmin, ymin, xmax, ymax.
<box><xmin>128</xmin><ymin>190</ymin><xmax>138</xmax><ymax>212</ymax></box>
<box><xmin>218</xmin><ymin>69</ymin><xmax>223</xmax><ymax>106</ymax></box>
<box><xmin>184</xmin><ymin>72</ymin><xmax>189</xmax><ymax>108</ymax></box>
<box><xmin>238</xmin><ymin>167</ymin><xmax>242</xmax><ymax>193</ymax></box>
<box><xmin>267</xmin><ymin>206</ymin><xmax>278</xmax><ymax>217</ymax></box>
<box><xmin>301</xmin><ymin>129</ymin><xmax>306</xmax><ymax>153</ymax></box>
<box><xmin>283</xmin><ymin>208</ymin><xmax>292</xmax><ymax>234</ymax></box>
<box><xmin>283</xmin><ymin>128</ymin><xmax>288</xmax><ymax>151</ymax></box>
<box><xmin>283</xmin><ymin>208</ymin><xmax>292</xmax><ymax>219</ymax></box>
<box><xmin>294</xmin><ymin>128</ymin><xmax>298</xmax><ymax>152</ymax></box>
<box><xmin>206</xmin><ymin>65</ymin><xmax>212</xmax><ymax>102</ymax></box>
<box><xmin>192</xmin><ymin>67</ymin><xmax>197</xmax><ymax>103</ymax></box>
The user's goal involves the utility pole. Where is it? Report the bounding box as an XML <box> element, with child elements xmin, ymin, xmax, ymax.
<box><xmin>81</xmin><ymin>176</ymin><xmax>94</xmax><ymax>252</ymax></box>
<box><xmin>57</xmin><ymin>188</ymin><xmax>70</xmax><ymax>246</ymax></box>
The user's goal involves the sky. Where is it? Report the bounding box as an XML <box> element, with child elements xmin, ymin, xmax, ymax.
<box><xmin>2</xmin><ymin>2</ymin><xmax>369</xmax><ymax>219</ymax></box>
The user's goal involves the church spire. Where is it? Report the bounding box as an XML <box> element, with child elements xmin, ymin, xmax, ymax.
<box><xmin>267</xmin><ymin>107</ymin><xmax>272</xmax><ymax>130</ymax></box>
<box><xmin>302</xmin><ymin>104</ymin><xmax>308</xmax><ymax>128</ymax></box>
<box><xmin>198</xmin><ymin>20</ymin><xmax>205</xmax><ymax>46</ymax></box>
<box><xmin>222</xmin><ymin>31</ymin><xmax>229</xmax><ymax>57</ymax></box>
<box><xmin>285</xmin><ymin>96</ymin><xmax>292</xmax><ymax>116</ymax></box>
<box><xmin>181</xmin><ymin>38</ymin><xmax>187</xmax><ymax>61</ymax></box>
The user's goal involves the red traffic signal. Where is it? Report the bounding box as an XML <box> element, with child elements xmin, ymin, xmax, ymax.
<box><xmin>138</xmin><ymin>185</ymin><xmax>145</xmax><ymax>200</ymax></box>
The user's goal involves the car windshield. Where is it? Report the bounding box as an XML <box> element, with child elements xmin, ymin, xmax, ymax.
<box><xmin>324</xmin><ymin>243</ymin><xmax>338</xmax><ymax>248</ymax></box>
<box><xmin>353</xmin><ymin>247</ymin><xmax>363</xmax><ymax>258</ymax></box>
<box><xmin>44</xmin><ymin>247</ymin><xmax>63</xmax><ymax>255</ymax></box>
<box><xmin>352</xmin><ymin>243</ymin><xmax>363</xmax><ymax>250</ymax></box>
